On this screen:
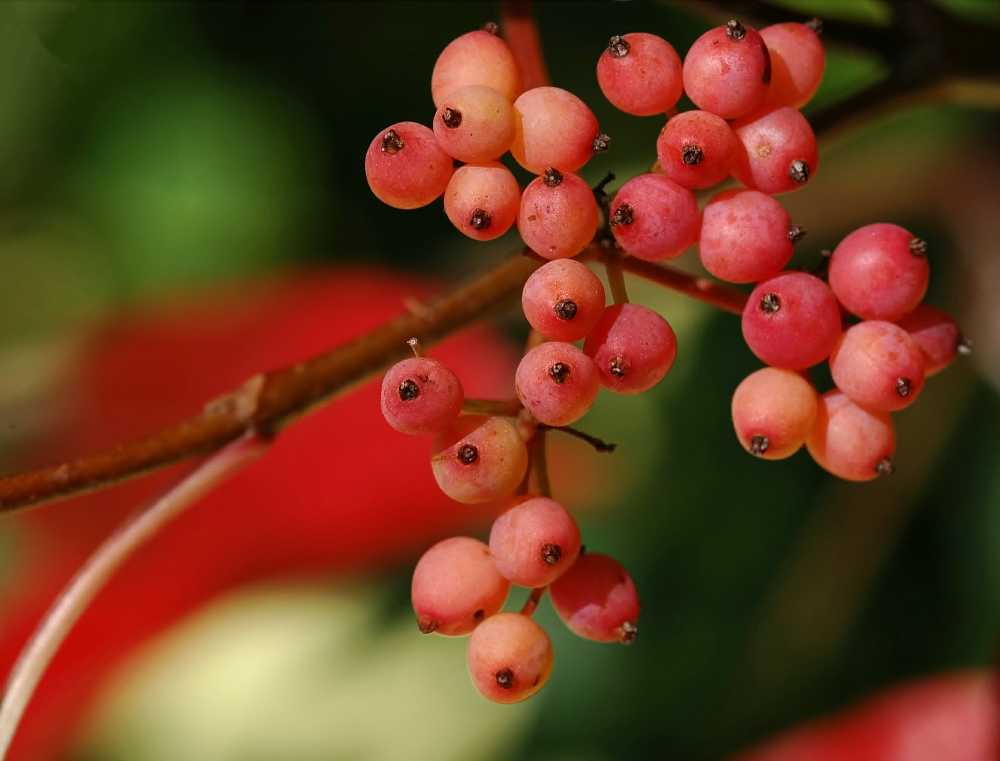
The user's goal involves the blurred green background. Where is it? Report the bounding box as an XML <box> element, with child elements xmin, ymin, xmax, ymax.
<box><xmin>0</xmin><ymin>1</ymin><xmax>998</xmax><ymax>760</ymax></box>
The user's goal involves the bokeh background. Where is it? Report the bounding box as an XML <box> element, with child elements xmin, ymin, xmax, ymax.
<box><xmin>0</xmin><ymin>1</ymin><xmax>998</xmax><ymax>759</ymax></box>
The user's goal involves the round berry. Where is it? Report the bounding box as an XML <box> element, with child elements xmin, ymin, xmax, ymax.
<box><xmin>732</xmin><ymin>107</ymin><xmax>818</xmax><ymax>195</ymax></box>
<box><xmin>515</xmin><ymin>342</ymin><xmax>600</xmax><ymax>427</ymax></box>
<box><xmin>596</xmin><ymin>33</ymin><xmax>683</xmax><ymax>116</ymax></box>
<box><xmin>897</xmin><ymin>304</ymin><xmax>964</xmax><ymax>376</ymax></box>
<box><xmin>467</xmin><ymin>613</ymin><xmax>553</xmax><ymax>703</ymax></box>
<box><xmin>829</xmin><ymin>223</ymin><xmax>930</xmax><ymax>321</ymax></box>
<box><xmin>380</xmin><ymin>356</ymin><xmax>464</xmax><ymax>435</ymax></box>
<box><xmin>829</xmin><ymin>321</ymin><xmax>926</xmax><ymax>412</ymax></box>
<box><xmin>656</xmin><ymin>110</ymin><xmax>738</xmax><ymax>190</ymax></box>
<box><xmin>433</xmin><ymin>85</ymin><xmax>516</xmax><ymax>163</ymax></box>
<box><xmin>431</xmin><ymin>29</ymin><xmax>521</xmax><ymax>108</ymax></box>
<box><xmin>550</xmin><ymin>552</ymin><xmax>639</xmax><ymax>644</ymax></box>
<box><xmin>699</xmin><ymin>190</ymin><xmax>794</xmax><ymax>283</ymax></box>
<box><xmin>518</xmin><ymin>169</ymin><xmax>599</xmax><ymax>260</ymax></box>
<box><xmin>443</xmin><ymin>162</ymin><xmax>520</xmax><ymax>241</ymax></box>
<box><xmin>807</xmin><ymin>390</ymin><xmax>896</xmax><ymax>482</ymax></box>
<box><xmin>431</xmin><ymin>416</ymin><xmax>529</xmax><ymax>504</ymax></box>
<box><xmin>521</xmin><ymin>259</ymin><xmax>606</xmax><ymax>341</ymax></box>
<box><xmin>365</xmin><ymin>122</ymin><xmax>454</xmax><ymax>209</ymax></box>
<box><xmin>411</xmin><ymin>537</ymin><xmax>510</xmax><ymax>636</ymax></box>
<box><xmin>511</xmin><ymin>87</ymin><xmax>600</xmax><ymax>174</ymax></box>
<box><xmin>584</xmin><ymin>304</ymin><xmax>677</xmax><ymax>394</ymax></box>
<box><xmin>609</xmin><ymin>174</ymin><xmax>700</xmax><ymax>261</ymax></box>
<box><xmin>760</xmin><ymin>22</ymin><xmax>825</xmax><ymax>109</ymax></box>
<box><xmin>742</xmin><ymin>272</ymin><xmax>842</xmax><ymax>370</ymax></box>
<box><xmin>682</xmin><ymin>20</ymin><xmax>771</xmax><ymax>119</ymax></box>
<box><xmin>489</xmin><ymin>496</ymin><xmax>582</xmax><ymax>587</ymax></box>
<box><xmin>731</xmin><ymin>367</ymin><xmax>818</xmax><ymax>460</ymax></box>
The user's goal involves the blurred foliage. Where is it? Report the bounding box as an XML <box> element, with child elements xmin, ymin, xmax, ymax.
<box><xmin>0</xmin><ymin>1</ymin><xmax>996</xmax><ymax>760</ymax></box>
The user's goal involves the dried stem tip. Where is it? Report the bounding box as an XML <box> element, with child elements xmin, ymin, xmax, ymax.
<box><xmin>619</xmin><ymin>621</ymin><xmax>638</xmax><ymax>644</ymax></box>
<box><xmin>541</xmin><ymin>543</ymin><xmax>562</xmax><ymax>565</ymax></box>
<box><xmin>398</xmin><ymin>379</ymin><xmax>419</xmax><ymax>401</ymax></box>
<box><xmin>805</xmin><ymin>17</ymin><xmax>823</xmax><ymax>35</ymax></box>
<box><xmin>876</xmin><ymin>458</ymin><xmax>895</xmax><ymax>477</ymax></box>
<box><xmin>495</xmin><ymin>668</ymin><xmax>514</xmax><ymax>689</ymax></box>
<box><xmin>457</xmin><ymin>444</ymin><xmax>479</xmax><ymax>464</ymax></box>
<box><xmin>789</xmin><ymin>160</ymin><xmax>810</xmax><ymax>183</ymax></box>
<box><xmin>610</xmin><ymin>203</ymin><xmax>633</xmax><ymax>227</ymax></box>
<box><xmin>548</xmin><ymin>362</ymin><xmax>571</xmax><ymax>384</ymax></box>
<box><xmin>380</xmin><ymin>129</ymin><xmax>404</xmax><ymax>154</ymax></box>
<box><xmin>469</xmin><ymin>208</ymin><xmax>492</xmax><ymax>230</ymax></box>
<box><xmin>957</xmin><ymin>335</ymin><xmax>973</xmax><ymax>355</ymax></box>
<box><xmin>542</xmin><ymin>167</ymin><xmax>563</xmax><ymax>187</ymax></box>
<box><xmin>482</xmin><ymin>21</ymin><xmax>499</xmax><ymax>35</ymax></box>
<box><xmin>441</xmin><ymin>108</ymin><xmax>462</xmax><ymax>129</ymax></box>
<box><xmin>895</xmin><ymin>377</ymin><xmax>912</xmax><ymax>397</ymax></box>
<box><xmin>909</xmin><ymin>238</ymin><xmax>928</xmax><ymax>256</ymax></box>
<box><xmin>608</xmin><ymin>35</ymin><xmax>630</xmax><ymax>58</ymax></box>
<box><xmin>593</xmin><ymin>133</ymin><xmax>611</xmax><ymax>153</ymax></box>
<box><xmin>787</xmin><ymin>224</ymin><xmax>807</xmax><ymax>243</ymax></box>
<box><xmin>554</xmin><ymin>299</ymin><xmax>578</xmax><ymax>321</ymax></box>
<box><xmin>726</xmin><ymin>19</ymin><xmax>747</xmax><ymax>40</ymax></box>
<box><xmin>749</xmin><ymin>435</ymin><xmax>769</xmax><ymax>456</ymax></box>
<box><xmin>760</xmin><ymin>292</ymin><xmax>781</xmax><ymax>314</ymax></box>
<box><xmin>406</xmin><ymin>337</ymin><xmax>422</xmax><ymax>357</ymax></box>
<box><xmin>682</xmin><ymin>144</ymin><xmax>703</xmax><ymax>165</ymax></box>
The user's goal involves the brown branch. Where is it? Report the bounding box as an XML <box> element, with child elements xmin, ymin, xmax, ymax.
<box><xmin>501</xmin><ymin>0</ymin><xmax>550</xmax><ymax>90</ymax></box>
<box><xmin>611</xmin><ymin>253</ymin><xmax>748</xmax><ymax>315</ymax></box>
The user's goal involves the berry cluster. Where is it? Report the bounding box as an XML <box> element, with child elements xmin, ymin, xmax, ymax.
<box><xmin>367</xmin><ymin>17</ymin><xmax>967</xmax><ymax>703</ymax></box>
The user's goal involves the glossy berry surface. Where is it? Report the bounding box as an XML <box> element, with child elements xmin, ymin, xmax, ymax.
<box><xmin>489</xmin><ymin>496</ymin><xmax>582</xmax><ymax>587</ymax></box>
<box><xmin>596</xmin><ymin>32</ymin><xmax>683</xmax><ymax>116</ymax></box>
<box><xmin>731</xmin><ymin>367</ymin><xmax>818</xmax><ymax>460</ymax></box>
<box><xmin>467</xmin><ymin>613</ymin><xmax>553</xmax><ymax>703</ymax></box>
<box><xmin>431</xmin><ymin>415</ymin><xmax>529</xmax><ymax>504</ymax></box>
<box><xmin>433</xmin><ymin>85</ymin><xmax>516</xmax><ymax>163</ymax></box>
<box><xmin>699</xmin><ymin>189</ymin><xmax>794</xmax><ymax>283</ymax></box>
<box><xmin>443</xmin><ymin>162</ymin><xmax>520</xmax><ymax>241</ymax></box>
<box><xmin>760</xmin><ymin>21</ymin><xmax>825</xmax><ymax>109</ymax></box>
<box><xmin>431</xmin><ymin>29</ymin><xmax>521</xmax><ymax>107</ymax></box>
<box><xmin>584</xmin><ymin>303</ymin><xmax>677</xmax><ymax>394</ymax></box>
<box><xmin>511</xmin><ymin>86</ymin><xmax>600</xmax><ymax>174</ymax></box>
<box><xmin>742</xmin><ymin>272</ymin><xmax>842</xmax><ymax>370</ymax></box>
<box><xmin>733</xmin><ymin>107</ymin><xmax>818</xmax><ymax>195</ymax></box>
<box><xmin>897</xmin><ymin>304</ymin><xmax>963</xmax><ymax>376</ymax></box>
<box><xmin>609</xmin><ymin>173</ymin><xmax>700</xmax><ymax>261</ymax></box>
<box><xmin>656</xmin><ymin>110</ymin><xmax>738</xmax><ymax>190</ymax></box>
<box><xmin>829</xmin><ymin>223</ymin><xmax>930</xmax><ymax>321</ymax></box>
<box><xmin>518</xmin><ymin>169</ymin><xmax>599</xmax><ymax>260</ymax></box>
<box><xmin>807</xmin><ymin>390</ymin><xmax>896</xmax><ymax>482</ymax></box>
<box><xmin>380</xmin><ymin>356</ymin><xmax>464</xmax><ymax>435</ymax></box>
<box><xmin>550</xmin><ymin>552</ymin><xmax>640</xmax><ymax>644</ymax></box>
<box><xmin>365</xmin><ymin>122</ymin><xmax>454</xmax><ymax>209</ymax></box>
<box><xmin>521</xmin><ymin>259</ymin><xmax>606</xmax><ymax>341</ymax></box>
<box><xmin>411</xmin><ymin>536</ymin><xmax>510</xmax><ymax>636</ymax></box>
<box><xmin>829</xmin><ymin>321</ymin><xmax>926</xmax><ymax>412</ymax></box>
<box><xmin>515</xmin><ymin>342</ymin><xmax>600</xmax><ymax>426</ymax></box>
<box><xmin>682</xmin><ymin>20</ymin><xmax>771</xmax><ymax>119</ymax></box>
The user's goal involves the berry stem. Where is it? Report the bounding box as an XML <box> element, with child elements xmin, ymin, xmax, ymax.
<box><xmin>461</xmin><ymin>398</ymin><xmax>523</xmax><ymax>417</ymax></box>
<box><xmin>530</xmin><ymin>428</ymin><xmax>551</xmax><ymax>498</ymax></box>
<box><xmin>520</xmin><ymin>586</ymin><xmax>546</xmax><ymax>617</ymax></box>
<box><xmin>500</xmin><ymin>0</ymin><xmax>550</xmax><ymax>89</ymax></box>
<box><xmin>604</xmin><ymin>256</ymin><xmax>630</xmax><ymax>305</ymax></box>
<box><xmin>541</xmin><ymin>425</ymin><xmax>617</xmax><ymax>453</ymax></box>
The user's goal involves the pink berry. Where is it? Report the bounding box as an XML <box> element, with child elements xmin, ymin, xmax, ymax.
<box><xmin>609</xmin><ymin>173</ymin><xmax>700</xmax><ymax>261</ymax></box>
<box><xmin>829</xmin><ymin>321</ymin><xmax>926</xmax><ymax>412</ymax></box>
<box><xmin>731</xmin><ymin>367</ymin><xmax>818</xmax><ymax>459</ymax></box>
<box><xmin>699</xmin><ymin>189</ymin><xmax>795</xmax><ymax>284</ymax></box>
<box><xmin>515</xmin><ymin>342</ymin><xmax>600</xmax><ymax>427</ymax></box>
<box><xmin>550</xmin><ymin>552</ymin><xmax>639</xmax><ymax>644</ymax></box>
<box><xmin>596</xmin><ymin>33</ymin><xmax>683</xmax><ymax>116</ymax></box>
<box><xmin>682</xmin><ymin>20</ymin><xmax>771</xmax><ymax>120</ymax></box>
<box><xmin>431</xmin><ymin>416</ymin><xmax>529</xmax><ymax>504</ymax></box>
<box><xmin>584</xmin><ymin>303</ymin><xmax>677</xmax><ymax>394</ymax></box>
<box><xmin>742</xmin><ymin>272</ymin><xmax>842</xmax><ymax>370</ymax></box>
<box><xmin>489</xmin><ymin>496</ymin><xmax>582</xmax><ymax>587</ymax></box>
<box><xmin>518</xmin><ymin>169</ymin><xmax>599</xmax><ymax>260</ymax></box>
<box><xmin>443</xmin><ymin>162</ymin><xmax>520</xmax><ymax>242</ymax></box>
<box><xmin>380</xmin><ymin>356</ymin><xmax>464</xmax><ymax>435</ymax></box>
<box><xmin>656</xmin><ymin>110</ymin><xmax>738</xmax><ymax>190</ymax></box>
<box><xmin>733</xmin><ymin>107</ymin><xmax>818</xmax><ymax>194</ymax></box>
<box><xmin>511</xmin><ymin>87</ymin><xmax>600</xmax><ymax>174</ymax></box>
<box><xmin>897</xmin><ymin>304</ymin><xmax>964</xmax><ymax>376</ymax></box>
<box><xmin>807</xmin><ymin>390</ymin><xmax>896</xmax><ymax>481</ymax></box>
<box><xmin>411</xmin><ymin>536</ymin><xmax>510</xmax><ymax>636</ymax></box>
<box><xmin>431</xmin><ymin>29</ymin><xmax>521</xmax><ymax>108</ymax></box>
<box><xmin>467</xmin><ymin>613</ymin><xmax>553</xmax><ymax>703</ymax></box>
<box><xmin>365</xmin><ymin>122</ymin><xmax>454</xmax><ymax>209</ymax></box>
<box><xmin>760</xmin><ymin>22</ymin><xmax>825</xmax><ymax>109</ymax></box>
<box><xmin>521</xmin><ymin>259</ymin><xmax>606</xmax><ymax>342</ymax></box>
<box><xmin>829</xmin><ymin>223</ymin><xmax>930</xmax><ymax>321</ymax></box>
<box><xmin>433</xmin><ymin>85</ymin><xmax>516</xmax><ymax>163</ymax></box>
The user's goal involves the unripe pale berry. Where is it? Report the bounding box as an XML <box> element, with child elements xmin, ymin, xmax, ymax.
<box><xmin>731</xmin><ymin>367</ymin><xmax>818</xmax><ymax>459</ymax></box>
<box><xmin>380</xmin><ymin>356</ymin><xmax>464</xmax><ymax>435</ymax></box>
<box><xmin>431</xmin><ymin>416</ymin><xmax>529</xmax><ymax>504</ymax></box>
<box><xmin>467</xmin><ymin>613</ymin><xmax>553</xmax><ymax>703</ymax></box>
<box><xmin>489</xmin><ymin>496</ymin><xmax>582</xmax><ymax>587</ymax></box>
<box><xmin>433</xmin><ymin>85</ymin><xmax>516</xmax><ymax>163</ymax></box>
<box><xmin>443</xmin><ymin>162</ymin><xmax>520</xmax><ymax>241</ymax></box>
<box><xmin>431</xmin><ymin>29</ymin><xmax>521</xmax><ymax>108</ymax></box>
<box><xmin>365</xmin><ymin>122</ymin><xmax>454</xmax><ymax>209</ymax></box>
<box><xmin>596</xmin><ymin>33</ymin><xmax>683</xmax><ymax>116</ymax></box>
<box><xmin>829</xmin><ymin>321</ymin><xmax>926</xmax><ymax>412</ymax></box>
<box><xmin>511</xmin><ymin>87</ymin><xmax>600</xmax><ymax>174</ymax></box>
<box><xmin>807</xmin><ymin>390</ymin><xmax>896</xmax><ymax>481</ymax></box>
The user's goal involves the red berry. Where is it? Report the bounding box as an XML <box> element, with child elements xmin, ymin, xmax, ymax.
<box><xmin>365</xmin><ymin>122</ymin><xmax>454</xmax><ymax>209</ymax></box>
<box><xmin>829</xmin><ymin>321</ymin><xmax>926</xmax><ymax>412</ymax></box>
<box><xmin>596</xmin><ymin>33</ymin><xmax>683</xmax><ymax>116</ymax></box>
<box><xmin>609</xmin><ymin>173</ymin><xmax>700</xmax><ymax>262</ymax></box>
<box><xmin>380</xmin><ymin>356</ymin><xmax>464</xmax><ymax>435</ymax></box>
<box><xmin>584</xmin><ymin>304</ymin><xmax>677</xmax><ymax>394</ymax></box>
<box><xmin>518</xmin><ymin>169</ymin><xmax>599</xmax><ymax>260</ymax></box>
<box><xmin>443</xmin><ymin>162</ymin><xmax>520</xmax><ymax>241</ymax></box>
<box><xmin>550</xmin><ymin>552</ymin><xmax>639</xmax><ymax>644</ymax></box>
<box><xmin>433</xmin><ymin>85</ymin><xmax>516</xmax><ymax>163</ymax></box>
<box><xmin>467</xmin><ymin>613</ymin><xmax>553</xmax><ymax>703</ymax></box>
<box><xmin>733</xmin><ymin>107</ymin><xmax>818</xmax><ymax>195</ymax></box>
<box><xmin>656</xmin><ymin>110</ymin><xmax>738</xmax><ymax>190</ymax></box>
<box><xmin>897</xmin><ymin>304</ymin><xmax>964</xmax><ymax>376</ymax></box>
<box><xmin>431</xmin><ymin>416</ymin><xmax>529</xmax><ymax>504</ymax></box>
<box><xmin>511</xmin><ymin>86</ymin><xmax>600</xmax><ymax>174</ymax></box>
<box><xmin>489</xmin><ymin>496</ymin><xmax>581</xmax><ymax>587</ymax></box>
<box><xmin>699</xmin><ymin>190</ymin><xmax>794</xmax><ymax>283</ymax></box>
<box><xmin>521</xmin><ymin>259</ymin><xmax>606</xmax><ymax>342</ymax></box>
<box><xmin>806</xmin><ymin>390</ymin><xmax>896</xmax><ymax>482</ymax></box>
<box><xmin>760</xmin><ymin>22</ymin><xmax>825</xmax><ymax>109</ymax></box>
<box><xmin>515</xmin><ymin>342</ymin><xmax>600</xmax><ymax>427</ymax></box>
<box><xmin>682</xmin><ymin>20</ymin><xmax>771</xmax><ymax>119</ymax></box>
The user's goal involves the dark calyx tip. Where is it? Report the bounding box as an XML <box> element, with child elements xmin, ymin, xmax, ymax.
<box><xmin>749</xmin><ymin>435</ymin><xmax>769</xmax><ymax>456</ymax></box>
<box><xmin>469</xmin><ymin>208</ymin><xmax>492</xmax><ymax>230</ymax></box>
<box><xmin>473</xmin><ymin>608</ymin><xmax>485</xmax><ymax>622</ymax></box>
<box><xmin>457</xmin><ymin>444</ymin><xmax>479</xmax><ymax>465</ymax></box>
<box><xmin>726</xmin><ymin>19</ymin><xmax>747</xmax><ymax>40</ymax></box>
<box><xmin>909</xmin><ymin>237</ymin><xmax>928</xmax><ymax>256</ymax></box>
<box><xmin>610</xmin><ymin>203</ymin><xmax>633</xmax><ymax>227</ymax></box>
<box><xmin>541</xmin><ymin>543</ymin><xmax>562</xmax><ymax>565</ymax></box>
<box><xmin>593</xmin><ymin>133</ymin><xmax>611</xmax><ymax>153</ymax></box>
<box><xmin>619</xmin><ymin>621</ymin><xmax>638</xmax><ymax>644</ymax></box>
<box><xmin>380</xmin><ymin>129</ymin><xmax>404</xmax><ymax>154</ymax></box>
<box><xmin>398</xmin><ymin>379</ymin><xmax>420</xmax><ymax>401</ymax></box>
<box><xmin>441</xmin><ymin>107</ymin><xmax>462</xmax><ymax>129</ymax></box>
<box><xmin>760</xmin><ymin>292</ymin><xmax>781</xmax><ymax>314</ymax></box>
<box><xmin>895</xmin><ymin>377</ymin><xmax>912</xmax><ymax>397</ymax></box>
<box><xmin>542</xmin><ymin>167</ymin><xmax>563</xmax><ymax>187</ymax></box>
<box><xmin>495</xmin><ymin>668</ymin><xmax>514</xmax><ymax>689</ymax></box>
<box><xmin>805</xmin><ymin>17</ymin><xmax>823</xmax><ymax>35</ymax></box>
<box><xmin>482</xmin><ymin>21</ymin><xmax>499</xmax><ymax>35</ymax></box>
<box><xmin>608</xmin><ymin>34</ymin><xmax>630</xmax><ymax>58</ymax></box>
<box><xmin>609</xmin><ymin>356</ymin><xmax>627</xmax><ymax>378</ymax></box>
<box><xmin>554</xmin><ymin>299</ymin><xmax>578</xmax><ymax>321</ymax></box>
<box><xmin>787</xmin><ymin>224</ymin><xmax>807</xmax><ymax>243</ymax></box>
<box><xmin>789</xmin><ymin>160</ymin><xmax>810</xmax><ymax>184</ymax></box>
<box><xmin>876</xmin><ymin>458</ymin><xmax>895</xmax><ymax>477</ymax></box>
<box><xmin>681</xmin><ymin>143</ymin><xmax>703</xmax><ymax>166</ymax></box>
<box><xmin>957</xmin><ymin>335</ymin><xmax>973</xmax><ymax>355</ymax></box>
<box><xmin>417</xmin><ymin>619</ymin><xmax>437</xmax><ymax>634</ymax></box>
<box><xmin>548</xmin><ymin>362</ymin><xmax>571</xmax><ymax>384</ymax></box>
